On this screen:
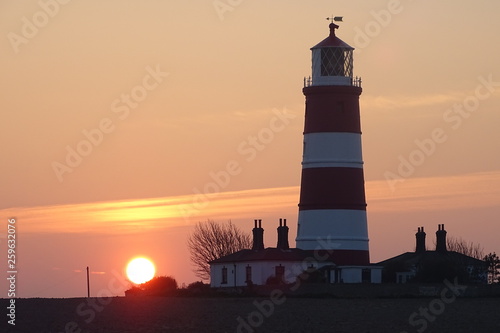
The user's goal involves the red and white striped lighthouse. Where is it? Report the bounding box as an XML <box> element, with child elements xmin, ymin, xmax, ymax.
<box><xmin>296</xmin><ymin>22</ymin><xmax>370</xmax><ymax>265</ymax></box>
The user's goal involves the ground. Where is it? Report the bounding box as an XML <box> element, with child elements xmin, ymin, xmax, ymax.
<box><xmin>2</xmin><ymin>297</ymin><xmax>500</xmax><ymax>332</ymax></box>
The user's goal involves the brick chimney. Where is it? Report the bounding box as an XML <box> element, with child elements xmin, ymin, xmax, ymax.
<box><xmin>415</xmin><ymin>226</ymin><xmax>426</xmax><ymax>253</ymax></box>
<box><xmin>435</xmin><ymin>224</ymin><xmax>447</xmax><ymax>252</ymax></box>
<box><xmin>277</xmin><ymin>218</ymin><xmax>289</xmax><ymax>250</ymax></box>
<box><xmin>252</xmin><ymin>219</ymin><xmax>264</xmax><ymax>251</ymax></box>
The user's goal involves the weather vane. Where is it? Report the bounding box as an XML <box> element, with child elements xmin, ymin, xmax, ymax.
<box><xmin>326</xmin><ymin>15</ymin><xmax>343</xmax><ymax>23</ymax></box>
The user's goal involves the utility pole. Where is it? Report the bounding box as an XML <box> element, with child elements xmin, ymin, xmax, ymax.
<box><xmin>87</xmin><ymin>266</ymin><xmax>90</xmax><ymax>298</ymax></box>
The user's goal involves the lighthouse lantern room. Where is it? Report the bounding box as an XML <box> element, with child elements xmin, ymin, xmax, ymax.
<box><xmin>306</xmin><ymin>22</ymin><xmax>358</xmax><ymax>87</ymax></box>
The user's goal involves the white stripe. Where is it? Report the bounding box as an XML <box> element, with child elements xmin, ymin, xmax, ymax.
<box><xmin>302</xmin><ymin>132</ymin><xmax>363</xmax><ymax>169</ymax></box>
<box><xmin>296</xmin><ymin>209</ymin><xmax>369</xmax><ymax>251</ymax></box>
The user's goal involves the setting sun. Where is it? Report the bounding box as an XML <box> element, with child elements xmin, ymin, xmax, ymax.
<box><xmin>126</xmin><ymin>257</ymin><xmax>156</xmax><ymax>284</ymax></box>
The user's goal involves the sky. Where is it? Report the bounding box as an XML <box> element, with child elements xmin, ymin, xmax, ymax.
<box><xmin>1</xmin><ymin>0</ymin><xmax>500</xmax><ymax>298</ymax></box>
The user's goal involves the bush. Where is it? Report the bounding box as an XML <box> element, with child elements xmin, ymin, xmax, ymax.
<box><xmin>186</xmin><ymin>281</ymin><xmax>210</xmax><ymax>292</ymax></box>
<box><xmin>296</xmin><ymin>268</ymin><xmax>326</xmax><ymax>284</ymax></box>
<box><xmin>143</xmin><ymin>276</ymin><xmax>178</xmax><ymax>296</ymax></box>
<box><xmin>124</xmin><ymin>286</ymin><xmax>144</xmax><ymax>297</ymax></box>
<box><xmin>124</xmin><ymin>276</ymin><xmax>178</xmax><ymax>296</ymax></box>
<box><xmin>265</xmin><ymin>275</ymin><xmax>285</xmax><ymax>285</ymax></box>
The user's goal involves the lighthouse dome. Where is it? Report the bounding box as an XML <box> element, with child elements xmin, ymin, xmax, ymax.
<box><xmin>311</xmin><ymin>23</ymin><xmax>354</xmax><ymax>49</ymax></box>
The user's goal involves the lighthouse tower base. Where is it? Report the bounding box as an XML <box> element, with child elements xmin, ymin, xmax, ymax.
<box><xmin>297</xmin><ymin>209</ymin><xmax>370</xmax><ymax>265</ymax></box>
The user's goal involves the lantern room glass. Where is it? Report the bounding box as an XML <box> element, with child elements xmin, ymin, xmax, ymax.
<box><xmin>320</xmin><ymin>47</ymin><xmax>353</xmax><ymax>78</ymax></box>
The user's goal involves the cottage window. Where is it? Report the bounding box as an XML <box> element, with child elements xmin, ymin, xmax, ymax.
<box><xmin>275</xmin><ymin>265</ymin><xmax>285</xmax><ymax>282</ymax></box>
<box><xmin>362</xmin><ymin>268</ymin><xmax>371</xmax><ymax>283</ymax></box>
<box><xmin>245</xmin><ymin>265</ymin><xmax>252</xmax><ymax>283</ymax></box>
<box><xmin>221</xmin><ymin>267</ymin><xmax>228</xmax><ymax>284</ymax></box>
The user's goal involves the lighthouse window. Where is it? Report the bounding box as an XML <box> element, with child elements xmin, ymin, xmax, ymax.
<box><xmin>321</xmin><ymin>48</ymin><xmax>344</xmax><ymax>76</ymax></box>
<box><xmin>221</xmin><ymin>267</ymin><xmax>228</xmax><ymax>284</ymax></box>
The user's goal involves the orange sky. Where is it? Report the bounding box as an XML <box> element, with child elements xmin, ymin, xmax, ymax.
<box><xmin>1</xmin><ymin>1</ymin><xmax>500</xmax><ymax>297</ymax></box>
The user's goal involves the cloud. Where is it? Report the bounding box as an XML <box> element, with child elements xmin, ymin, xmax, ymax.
<box><xmin>362</xmin><ymin>93</ymin><xmax>460</xmax><ymax>111</ymax></box>
<box><xmin>2</xmin><ymin>171</ymin><xmax>499</xmax><ymax>235</ymax></box>
<box><xmin>362</xmin><ymin>88</ymin><xmax>500</xmax><ymax>111</ymax></box>
<box><xmin>367</xmin><ymin>171</ymin><xmax>500</xmax><ymax>213</ymax></box>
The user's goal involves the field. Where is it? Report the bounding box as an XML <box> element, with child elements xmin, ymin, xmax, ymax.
<box><xmin>3</xmin><ymin>296</ymin><xmax>500</xmax><ymax>333</ymax></box>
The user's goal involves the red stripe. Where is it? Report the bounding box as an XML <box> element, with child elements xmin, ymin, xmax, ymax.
<box><xmin>299</xmin><ymin>167</ymin><xmax>366</xmax><ymax>211</ymax></box>
<box><xmin>303</xmin><ymin>85</ymin><xmax>362</xmax><ymax>134</ymax></box>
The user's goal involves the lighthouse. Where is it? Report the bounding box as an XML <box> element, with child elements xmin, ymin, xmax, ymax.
<box><xmin>210</xmin><ymin>20</ymin><xmax>382</xmax><ymax>287</ymax></box>
<box><xmin>296</xmin><ymin>22</ymin><xmax>370</xmax><ymax>266</ymax></box>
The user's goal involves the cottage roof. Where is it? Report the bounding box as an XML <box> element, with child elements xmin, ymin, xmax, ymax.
<box><xmin>209</xmin><ymin>247</ymin><xmax>315</xmax><ymax>264</ymax></box>
<box><xmin>376</xmin><ymin>250</ymin><xmax>487</xmax><ymax>268</ymax></box>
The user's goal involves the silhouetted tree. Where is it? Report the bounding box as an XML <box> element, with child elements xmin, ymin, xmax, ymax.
<box><xmin>484</xmin><ymin>252</ymin><xmax>500</xmax><ymax>284</ymax></box>
<box><xmin>187</xmin><ymin>220</ymin><xmax>251</xmax><ymax>281</ymax></box>
<box><xmin>445</xmin><ymin>236</ymin><xmax>484</xmax><ymax>259</ymax></box>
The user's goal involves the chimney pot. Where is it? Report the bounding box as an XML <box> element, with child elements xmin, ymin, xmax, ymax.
<box><xmin>436</xmin><ymin>224</ymin><xmax>447</xmax><ymax>252</ymax></box>
<box><xmin>277</xmin><ymin>218</ymin><xmax>290</xmax><ymax>250</ymax></box>
<box><xmin>415</xmin><ymin>226</ymin><xmax>426</xmax><ymax>253</ymax></box>
<box><xmin>252</xmin><ymin>220</ymin><xmax>264</xmax><ymax>250</ymax></box>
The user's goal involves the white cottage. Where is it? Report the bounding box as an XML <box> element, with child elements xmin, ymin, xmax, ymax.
<box><xmin>209</xmin><ymin>219</ymin><xmax>381</xmax><ymax>288</ymax></box>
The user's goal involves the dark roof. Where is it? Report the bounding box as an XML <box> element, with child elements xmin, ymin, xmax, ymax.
<box><xmin>311</xmin><ymin>23</ymin><xmax>353</xmax><ymax>50</ymax></box>
<box><xmin>209</xmin><ymin>247</ymin><xmax>315</xmax><ymax>264</ymax></box>
<box><xmin>210</xmin><ymin>247</ymin><xmax>376</xmax><ymax>266</ymax></box>
<box><xmin>376</xmin><ymin>251</ymin><xmax>486</xmax><ymax>268</ymax></box>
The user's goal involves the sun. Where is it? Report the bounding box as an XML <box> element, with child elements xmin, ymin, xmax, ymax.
<box><xmin>126</xmin><ymin>257</ymin><xmax>156</xmax><ymax>284</ymax></box>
